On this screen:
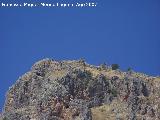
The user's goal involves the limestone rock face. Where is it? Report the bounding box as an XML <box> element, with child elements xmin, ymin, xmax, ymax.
<box><xmin>1</xmin><ymin>59</ymin><xmax>160</xmax><ymax>120</ymax></box>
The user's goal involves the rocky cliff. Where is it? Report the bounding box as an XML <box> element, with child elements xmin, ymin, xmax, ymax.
<box><xmin>0</xmin><ymin>59</ymin><xmax>160</xmax><ymax>120</ymax></box>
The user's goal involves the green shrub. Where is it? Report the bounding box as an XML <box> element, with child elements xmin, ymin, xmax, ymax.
<box><xmin>3</xmin><ymin>117</ymin><xmax>8</xmax><ymax>120</ymax></box>
<box><xmin>111</xmin><ymin>64</ymin><xmax>119</xmax><ymax>70</ymax></box>
<box><xmin>111</xmin><ymin>89</ymin><xmax>118</xmax><ymax>97</ymax></box>
<box><xmin>127</xmin><ymin>67</ymin><xmax>132</xmax><ymax>71</ymax></box>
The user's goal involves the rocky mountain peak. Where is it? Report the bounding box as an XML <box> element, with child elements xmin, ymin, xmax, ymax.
<box><xmin>1</xmin><ymin>58</ymin><xmax>160</xmax><ymax>120</ymax></box>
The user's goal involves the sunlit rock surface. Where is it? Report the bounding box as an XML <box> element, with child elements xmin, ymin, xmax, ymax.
<box><xmin>1</xmin><ymin>59</ymin><xmax>160</xmax><ymax>120</ymax></box>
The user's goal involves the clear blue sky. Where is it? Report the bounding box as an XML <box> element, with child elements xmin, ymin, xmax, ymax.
<box><xmin>0</xmin><ymin>0</ymin><xmax>160</xmax><ymax>111</ymax></box>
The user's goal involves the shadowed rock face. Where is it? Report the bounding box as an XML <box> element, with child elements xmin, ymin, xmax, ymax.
<box><xmin>1</xmin><ymin>59</ymin><xmax>160</xmax><ymax>120</ymax></box>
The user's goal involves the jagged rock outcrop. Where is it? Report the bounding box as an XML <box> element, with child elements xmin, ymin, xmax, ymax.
<box><xmin>1</xmin><ymin>58</ymin><xmax>160</xmax><ymax>120</ymax></box>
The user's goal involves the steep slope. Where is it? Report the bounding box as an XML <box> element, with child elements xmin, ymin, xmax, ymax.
<box><xmin>1</xmin><ymin>59</ymin><xmax>160</xmax><ymax>120</ymax></box>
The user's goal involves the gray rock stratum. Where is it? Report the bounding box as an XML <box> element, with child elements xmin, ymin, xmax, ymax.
<box><xmin>0</xmin><ymin>59</ymin><xmax>160</xmax><ymax>120</ymax></box>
